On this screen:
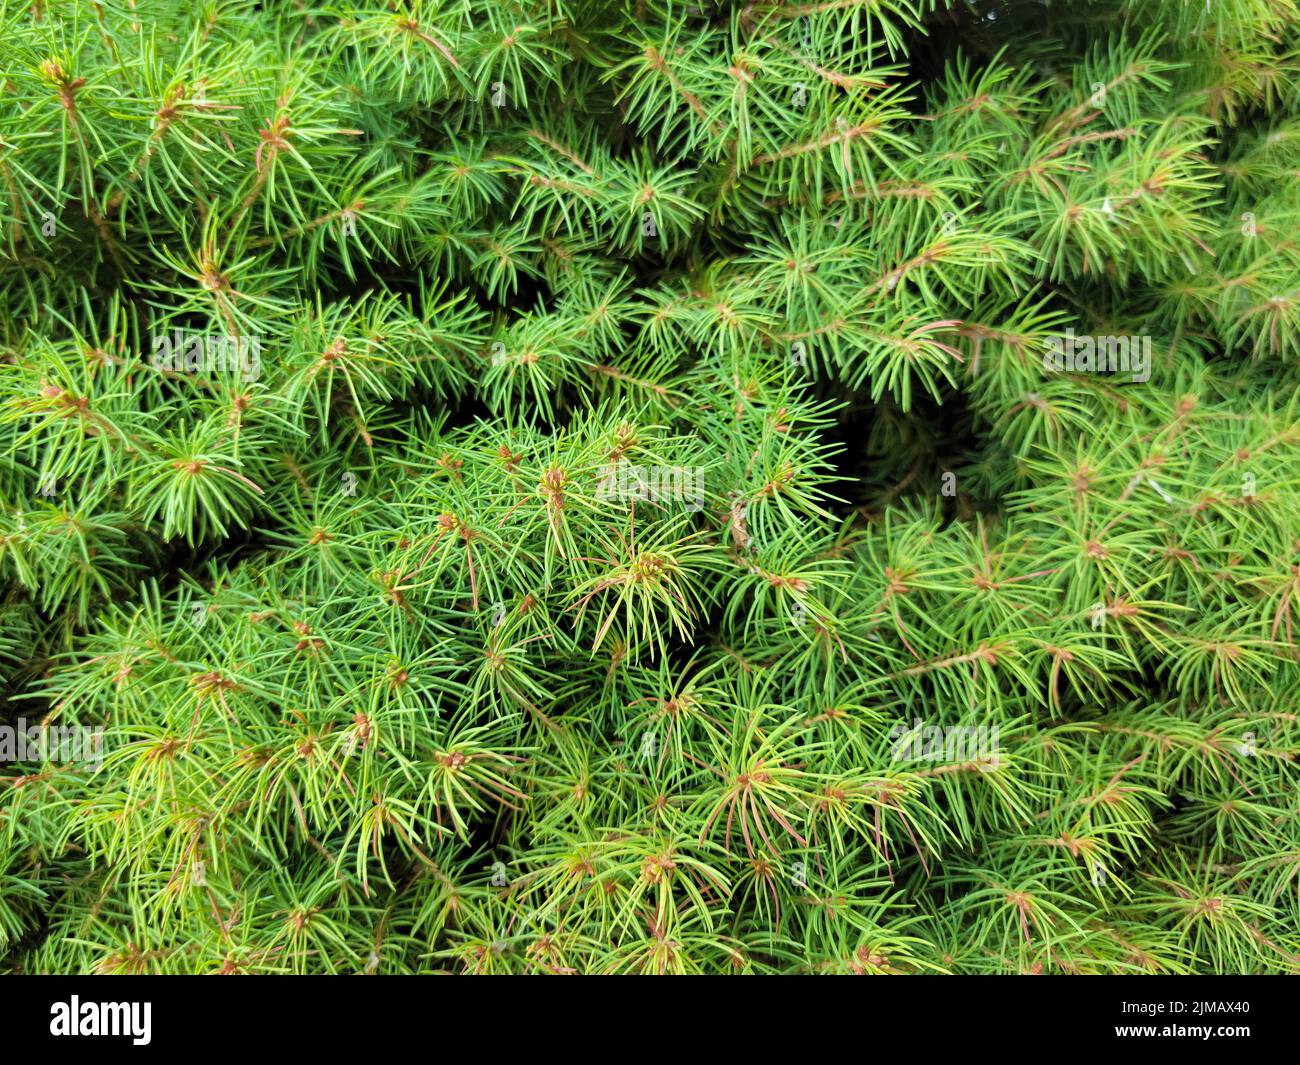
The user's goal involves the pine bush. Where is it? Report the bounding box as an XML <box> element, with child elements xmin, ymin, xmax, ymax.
<box><xmin>2</xmin><ymin>0</ymin><xmax>1299</xmax><ymax>975</ymax></box>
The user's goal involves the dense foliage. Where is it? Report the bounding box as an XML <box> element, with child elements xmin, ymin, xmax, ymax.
<box><xmin>2</xmin><ymin>0</ymin><xmax>1299</xmax><ymax>974</ymax></box>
